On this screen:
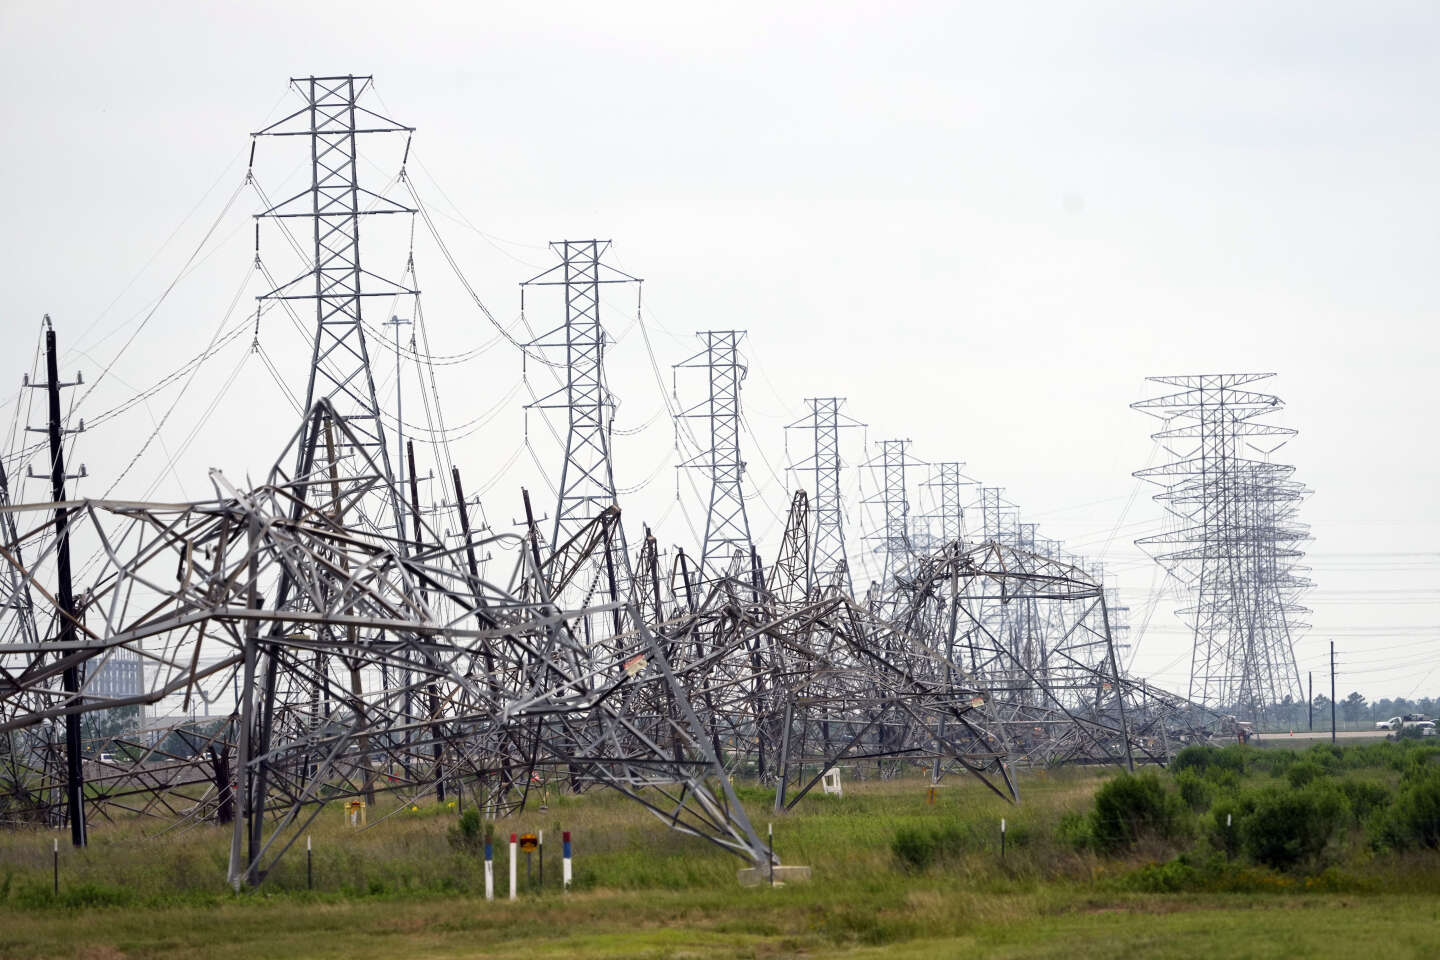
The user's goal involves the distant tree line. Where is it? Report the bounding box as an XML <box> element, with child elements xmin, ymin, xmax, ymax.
<box><xmin>1246</xmin><ymin>693</ymin><xmax>1440</xmax><ymax>731</ymax></box>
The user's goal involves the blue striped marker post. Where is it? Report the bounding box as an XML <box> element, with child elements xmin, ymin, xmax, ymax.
<box><xmin>484</xmin><ymin>834</ymin><xmax>494</xmax><ymax>901</ymax></box>
<box><xmin>509</xmin><ymin>833</ymin><xmax>518</xmax><ymax>901</ymax></box>
<box><xmin>562</xmin><ymin>831</ymin><xmax>572</xmax><ymax>889</ymax></box>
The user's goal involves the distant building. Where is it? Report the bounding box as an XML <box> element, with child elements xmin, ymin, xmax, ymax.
<box><xmin>84</xmin><ymin>649</ymin><xmax>143</xmax><ymax>701</ymax></box>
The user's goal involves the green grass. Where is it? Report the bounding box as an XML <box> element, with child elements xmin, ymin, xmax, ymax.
<box><xmin>1</xmin><ymin>749</ymin><xmax>1438</xmax><ymax>958</ymax></box>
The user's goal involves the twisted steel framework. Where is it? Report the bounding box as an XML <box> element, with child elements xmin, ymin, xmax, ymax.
<box><xmin>0</xmin><ymin>76</ymin><xmax>1235</xmax><ymax>888</ymax></box>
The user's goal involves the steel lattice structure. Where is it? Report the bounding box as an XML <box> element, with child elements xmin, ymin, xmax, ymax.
<box><xmin>522</xmin><ymin>240</ymin><xmax>637</xmax><ymax>561</ymax></box>
<box><xmin>677</xmin><ymin>331</ymin><xmax>753</xmax><ymax>582</ymax></box>
<box><xmin>0</xmin><ymin>74</ymin><xmax>1247</xmax><ymax>893</ymax></box>
<box><xmin>253</xmin><ymin>75</ymin><xmax>417</xmax><ymax>540</ymax></box>
<box><xmin>862</xmin><ymin>439</ymin><xmax>916</xmax><ymax>605</ymax></box>
<box><xmin>785</xmin><ymin>398</ymin><xmax>860</xmax><ymax>596</ymax></box>
<box><xmin>918</xmin><ymin>461</ymin><xmax>975</xmax><ymax>552</ymax></box>
<box><xmin>1134</xmin><ymin>373</ymin><xmax>1310</xmax><ymax>722</ymax></box>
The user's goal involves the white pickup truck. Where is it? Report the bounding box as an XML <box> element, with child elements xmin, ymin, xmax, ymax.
<box><xmin>1375</xmin><ymin>714</ymin><xmax>1435</xmax><ymax>732</ymax></box>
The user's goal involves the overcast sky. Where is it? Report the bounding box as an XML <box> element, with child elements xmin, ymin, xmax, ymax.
<box><xmin>2</xmin><ymin>1</ymin><xmax>1437</xmax><ymax>701</ymax></box>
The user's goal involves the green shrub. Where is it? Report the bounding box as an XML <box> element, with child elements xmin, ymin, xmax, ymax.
<box><xmin>1240</xmin><ymin>783</ymin><xmax>1350</xmax><ymax>871</ymax></box>
<box><xmin>1337</xmin><ymin>779</ymin><xmax>1391</xmax><ymax>825</ymax></box>
<box><xmin>1090</xmin><ymin>772</ymin><xmax>1190</xmax><ymax>853</ymax></box>
<box><xmin>1250</xmin><ymin>748</ymin><xmax>1295</xmax><ymax>775</ymax></box>
<box><xmin>1208</xmin><ymin>793</ymin><xmax>1256</xmax><ymax>858</ymax></box>
<box><xmin>446</xmin><ymin>809</ymin><xmax>487</xmax><ymax>853</ymax></box>
<box><xmin>891</xmin><ymin>826</ymin><xmax>937</xmax><ymax>870</ymax></box>
<box><xmin>1286</xmin><ymin>760</ymin><xmax>1327</xmax><ymax>789</ymax></box>
<box><xmin>1175</xmin><ymin>769</ymin><xmax>1213</xmax><ymax>811</ymax></box>
<box><xmin>1373</xmin><ymin>768</ymin><xmax>1440</xmax><ymax>851</ymax></box>
<box><xmin>889</xmin><ymin>823</ymin><xmax>974</xmax><ymax>870</ymax></box>
<box><xmin>1304</xmin><ymin>743</ymin><xmax>1344</xmax><ymax>772</ymax></box>
<box><xmin>1055</xmin><ymin>811</ymin><xmax>1092</xmax><ymax>850</ymax></box>
<box><xmin>1169</xmin><ymin>745</ymin><xmax>1216</xmax><ymax>775</ymax></box>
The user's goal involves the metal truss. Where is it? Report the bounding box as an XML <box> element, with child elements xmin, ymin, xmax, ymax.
<box><xmin>785</xmin><ymin>398</ymin><xmax>861</xmax><ymax>596</ymax></box>
<box><xmin>253</xmin><ymin>75</ymin><xmax>417</xmax><ymax>539</ymax></box>
<box><xmin>0</xmin><ymin>75</ymin><xmax>1251</xmax><ymax>893</ymax></box>
<box><xmin>676</xmin><ymin>331</ymin><xmax>753</xmax><ymax>582</ymax></box>
<box><xmin>521</xmin><ymin>240</ymin><xmax>638</xmax><ymax>564</ymax></box>
<box><xmin>862</xmin><ymin>439</ymin><xmax>918</xmax><ymax>611</ymax></box>
<box><xmin>918</xmin><ymin>461</ymin><xmax>976</xmax><ymax>551</ymax></box>
<box><xmin>1134</xmin><ymin>374</ymin><xmax>1310</xmax><ymax>723</ymax></box>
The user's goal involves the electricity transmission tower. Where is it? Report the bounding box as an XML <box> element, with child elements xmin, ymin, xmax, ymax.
<box><xmin>253</xmin><ymin>75</ymin><xmax>417</xmax><ymax>525</ymax></box>
<box><xmin>1133</xmin><ymin>373</ymin><xmax>1309</xmax><ymax>722</ymax></box>
<box><xmin>677</xmin><ymin>331</ymin><xmax>752</xmax><ymax>581</ymax></box>
<box><xmin>786</xmin><ymin>398</ymin><xmax>862</xmax><ymax>595</ymax></box>
<box><xmin>920</xmin><ymin>461</ymin><xmax>975</xmax><ymax>548</ymax></box>
<box><xmin>863</xmin><ymin>439</ymin><xmax>917</xmax><ymax>595</ymax></box>
<box><xmin>979</xmin><ymin>487</ymin><xmax>1019</xmax><ymax>546</ymax></box>
<box><xmin>522</xmin><ymin>240</ymin><xmax>638</xmax><ymax>558</ymax></box>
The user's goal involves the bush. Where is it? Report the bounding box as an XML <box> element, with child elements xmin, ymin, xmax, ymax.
<box><xmin>1240</xmin><ymin>783</ymin><xmax>1350</xmax><ymax>871</ymax></box>
<box><xmin>1089</xmin><ymin>772</ymin><xmax>1190</xmax><ymax>853</ymax></box>
<box><xmin>1338</xmin><ymin>779</ymin><xmax>1391</xmax><ymax>825</ymax></box>
<box><xmin>1208</xmin><ymin>793</ymin><xmax>1257</xmax><ymax>858</ymax></box>
<box><xmin>1055</xmin><ymin>811</ymin><xmax>1092</xmax><ymax>850</ymax></box>
<box><xmin>1169</xmin><ymin>745</ymin><xmax>1215</xmax><ymax>775</ymax></box>
<box><xmin>1373</xmin><ymin>768</ymin><xmax>1440</xmax><ymax>851</ymax></box>
<box><xmin>1171</xmin><ymin>745</ymin><xmax>1247</xmax><ymax>790</ymax></box>
<box><xmin>1304</xmin><ymin>743</ymin><xmax>1344</xmax><ymax>772</ymax></box>
<box><xmin>1286</xmin><ymin>760</ymin><xmax>1327</xmax><ymax>789</ymax></box>
<box><xmin>447</xmin><ymin>809</ymin><xmax>488</xmax><ymax>853</ymax></box>
<box><xmin>1175</xmin><ymin>769</ymin><xmax>1213</xmax><ymax>811</ymax></box>
<box><xmin>891</xmin><ymin>826</ymin><xmax>938</xmax><ymax>870</ymax></box>
<box><xmin>890</xmin><ymin>823</ymin><xmax>973</xmax><ymax>870</ymax></box>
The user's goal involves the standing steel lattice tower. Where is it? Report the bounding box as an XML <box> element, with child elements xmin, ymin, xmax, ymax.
<box><xmin>786</xmin><ymin>398</ymin><xmax>860</xmax><ymax>595</ymax></box>
<box><xmin>979</xmin><ymin>487</ymin><xmax>1019</xmax><ymax>547</ymax></box>
<box><xmin>254</xmin><ymin>75</ymin><xmax>416</xmax><ymax>516</ymax></box>
<box><xmin>921</xmin><ymin>461</ymin><xmax>974</xmax><ymax>548</ymax></box>
<box><xmin>863</xmin><ymin>439</ymin><xmax>915</xmax><ymax>590</ymax></box>
<box><xmin>677</xmin><ymin>331</ymin><xmax>752</xmax><ymax>581</ymax></box>
<box><xmin>522</xmin><ymin>240</ymin><xmax>637</xmax><ymax>557</ymax></box>
<box><xmin>1133</xmin><ymin>373</ymin><xmax>1309</xmax><ymax>722</ymax></box>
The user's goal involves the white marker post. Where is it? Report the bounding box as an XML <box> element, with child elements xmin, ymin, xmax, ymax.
<box><xmin>508</xmin><ymin>833</ymin><xmax>517</xmax><ymax>901</ymax></box>
<box><xmin>1001</xmin><ymin>817</ymin><xmax>1007</xmax><ymax>861</ymax></box>
<box><xmin>562</xmin><ymin>830</ymin><xmax>572</xmax><ymax>890</ymax></box>
<box><xmin>484</xmin><ymin>834</ymin><xmax>494</xmax><ymax>901</ymax></box>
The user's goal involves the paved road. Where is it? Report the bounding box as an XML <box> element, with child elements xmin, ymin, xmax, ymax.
<box><xmin>1257</xmin><ymin>729</ymin><xmax>1391</xmax><ymax>743</ymax></box>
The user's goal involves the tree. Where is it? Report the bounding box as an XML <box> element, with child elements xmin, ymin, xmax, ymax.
<box><xmin>79</xmin><ymin>704</ymin><xmax>141</xmax><ymax>750</ymax></box>
<box><xmin>1341</xmin><ymin>691</ymin><xmax>1367</xmax><ymax>724</ymax></box>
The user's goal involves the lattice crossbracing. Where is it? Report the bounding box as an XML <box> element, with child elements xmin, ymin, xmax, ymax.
<box><xmin>1134</xmin><ymin>373</ymin><xmax>1310</xmax><ymax>723</ymax></box>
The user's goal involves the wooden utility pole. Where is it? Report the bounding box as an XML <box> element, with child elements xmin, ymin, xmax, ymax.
<box><xmin>31</xmin><ymin>319</ymin><xmax>87</xmax><ymax>846</ymax></box>
<box><xmin>1330</xmin><ymin>641</ymin><xmax>1337</xmax><ymax>744</ymax></box>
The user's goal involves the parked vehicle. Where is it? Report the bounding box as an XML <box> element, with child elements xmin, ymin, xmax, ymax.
<box><xmin>1376</xmin><ymin>714</ymin><xmax>1435</xmax><ymax>731</ymax></box>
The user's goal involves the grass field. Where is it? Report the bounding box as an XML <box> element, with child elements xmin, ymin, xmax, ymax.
<box><xmin>2</xmin><ymin>742</ymin><xmax>1439</xmax><ymax>958</ymax></box>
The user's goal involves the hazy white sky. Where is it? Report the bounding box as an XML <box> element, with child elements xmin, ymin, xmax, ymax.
<box><xmin>1</xmin><ymin>1</ymin><xmax>1436</xmax><ymax>700</ymax></box>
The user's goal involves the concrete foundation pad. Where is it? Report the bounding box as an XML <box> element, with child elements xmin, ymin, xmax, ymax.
<box><xmin>737</xmin><ymin>864</ymin><xmax>812</xmax><ymax>887</ymax></box>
